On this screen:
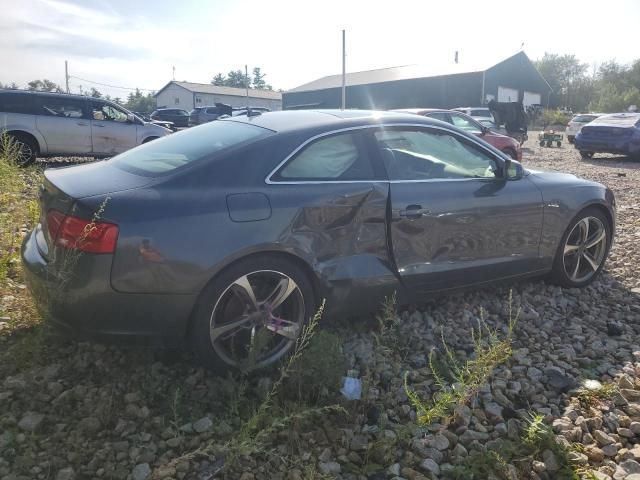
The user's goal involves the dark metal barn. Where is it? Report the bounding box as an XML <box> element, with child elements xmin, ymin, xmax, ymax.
<box><xmin>283</xmin><ymin>51</ymin><xmax>551</xmax><ymax>111</ymax></box>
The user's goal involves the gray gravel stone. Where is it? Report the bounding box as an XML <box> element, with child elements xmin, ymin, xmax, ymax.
<box><xmin>132</xmin><ymin>463</ymin><xmax>151</xmax><ymax>480</ymax></box>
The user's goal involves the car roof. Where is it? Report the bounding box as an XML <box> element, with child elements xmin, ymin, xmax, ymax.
<box><xmin>392</xmin><ymin>108</ymin><xmax>450</xmax><ymax>115</ymax></box>
<box><xmin>590</xmin><ymin>113</ymin><xmax>640</xmax><ymax>126</ymax></box>
<box><xmin>223</xmin><ymin>109</ymin><xmax>440</xmax><ymax>133</ymax></box>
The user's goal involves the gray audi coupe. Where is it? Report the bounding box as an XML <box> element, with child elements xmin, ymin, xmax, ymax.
<box><xmin>22</xmin><ymin>110</ymin><xmax>615</xmax><ymax>371</ymax></box>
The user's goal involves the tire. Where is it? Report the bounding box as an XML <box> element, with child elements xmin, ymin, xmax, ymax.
<box><xmin>539</xmin><ymin>140</ymin><xmax>545</xmax><ymax>147</ymax></box>
<box><xmin>142</xmin><ymin>136</ymin><xmax>158</xmax><ymax>144</ymax></box>
<box><xmin>580</xmin><ymin>151</ymin><xmax>594</xmax><ymax>159</ymax></box>
<box><xmin>502</xmin><ymin>148</ymin><xmax>518</xmax><ymax>160</ymax></box>
<box><xmin>568</xmin><ymin>136</ymin><xmax>575</xmax><ymax>144</ymax></box>
<box><xmin>556</xmin><ymin>141</ymin><xmax>562</xmax><ymax>148</ymax></box>
<box><xmin>549</xmin><ymin>207</ymin><xmax>611</xmax><ymax>288</ymax></box>
<box><xmin>4</xmin><ymin>133</ymin><xmax>38</xmax><ymax>166</ymax></box>
<box><xmin>189</xmin><ymin>254</ymin><xmax>316</xmax><ymax>374</ymax></box>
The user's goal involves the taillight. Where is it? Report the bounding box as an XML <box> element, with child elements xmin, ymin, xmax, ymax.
<box><xmin>46</xmin><ymin>210</ymin><xmax>118</xmax><ymax>254</ymax></box>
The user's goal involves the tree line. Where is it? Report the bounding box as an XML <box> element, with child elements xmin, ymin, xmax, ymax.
<box><xmin>534</xmin><ymin>53</ymin><xmax>640</xmax><ymax>113</ymax></box>
<box><xmin>210</xmin><ymin>67</ymin><xmax>274</xmax><ymax>90</ymax></box>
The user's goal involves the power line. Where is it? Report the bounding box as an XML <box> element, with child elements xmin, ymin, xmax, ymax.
<box><xmin>68</xmin><ymin>75</ymin><xmax>156</xmax><ymax>92</ymax></box>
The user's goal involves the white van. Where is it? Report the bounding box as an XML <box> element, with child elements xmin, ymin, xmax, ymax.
<box><xmin>0</xmin><ymin>89</ymin><xmax>171</xmax><ymax>165</ymax></box>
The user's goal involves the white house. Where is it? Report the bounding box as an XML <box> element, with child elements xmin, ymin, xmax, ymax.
<box><xmin>154</xmin><ymin>81</ymin><xmax>282</xmax><ymax>111</ymax></box>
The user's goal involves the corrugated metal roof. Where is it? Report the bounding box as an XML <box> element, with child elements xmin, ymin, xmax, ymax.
<box><xmin>288</xmin><ymin>52</ymin><xmax>526</xmax><ymax>93</ymax></box>
<box><xmin>157</xmin><ymin>81</ymin><xmax>282</xmax><ymax>100</ymax></box>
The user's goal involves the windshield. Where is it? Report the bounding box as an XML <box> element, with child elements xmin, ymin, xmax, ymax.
<box><xmin>110</xmin><ymin>120</ymin><xmax>272</xmax><ymax>176</ymax></box>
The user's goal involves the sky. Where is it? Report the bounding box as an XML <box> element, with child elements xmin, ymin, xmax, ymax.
<box><xmin>0</xmin><ymin>0</ymin><xmax>638</xmax><ymax>98</ymax></box>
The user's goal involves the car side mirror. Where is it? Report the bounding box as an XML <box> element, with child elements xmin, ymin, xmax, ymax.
<box><xmin>481</xmin><ymin>126</ymin><xmax>490</xmax><ymax>135</ymax></box>
<box><xmin>127</xmin><ymin>113</ymin><xmax>136</xmax><ymax>123</ymax></box>
<box><xmin>502</xmin><ymin>159</ymin><xmax>523</xmax><ymax>180</ymax></box>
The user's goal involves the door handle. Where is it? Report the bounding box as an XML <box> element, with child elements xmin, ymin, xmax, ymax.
<box><xmin>76</xmin><ymin>122</ymin><xmax>88</xmax><ymax>126</ymax></box>
<box><xmin>399</xmin><ymin>205</ymin><xmax>431</xmax><ymax>218</ymax></box>
<box><xmin>93</xmin><ymin>124</ymin><xmax>105</xmax><ymax>127</ymax></box>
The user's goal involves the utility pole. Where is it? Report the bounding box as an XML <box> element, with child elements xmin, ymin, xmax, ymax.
<box><xmin>245</xmin><ymin>64</ymin><xmax>249</xmax><ymax>109</ymax></box>
<box><xmin>341</xmin><ymin>30</ymin><xmax>346</xmax><ymax>110</ymax></box>
<box><xmin>172</xmin><ymin>66</ymin><xmax>175</xmax><ymax>81</ymax></box>
<box><xmin>65</xmin><ymin>60</ymin><xmax>70</xmax><ymax>93</ymax></box>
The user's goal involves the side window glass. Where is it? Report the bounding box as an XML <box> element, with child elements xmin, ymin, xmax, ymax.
<box><xmin>39</xmin><ymin>98</ymin><xmax>85</xmax><ymax>118</ymax></box>
<box><xmin>450</xmin><ymin>114</ymin><xmax>481</xmax><ymax>133</ymax></box>
<box><xmin>374</xmin><ymin>128</ymin><xmax>497</xmax><ymax>181</ymax></box>
<box><xmin>0</xmin><ymin>94</ymin><xmax>35</xmax><ymax>114</ymax></box>
<box><xmin>92</xmin><ymin>103</ymin><xmax>127</xmax><ymax>122</ymax></box>
<box><xmin>276</xmin><ymin>132</ymin><xmax>374</xmax><ymax>181</ymax></box>
<box><xmin>426</xmin><ymin>112</ymin><xmax>451</xmax><ymax>124</ymax></box>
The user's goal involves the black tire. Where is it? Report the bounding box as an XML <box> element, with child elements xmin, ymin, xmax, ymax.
<box><xmin>556</xmin><ymin>141</ymin><xmax>562</xmax><ymax>148</ymax></box>
<box><xmin>142</xmin><ymin>136</ymin><xmax>158</xmax><ymax>144</ymax></box>
<box><xmin>189</xmin><ymin>254</ymin><xmax>316</xmax><ymax>374</ymax></box>
<box><xmin>549</xmin><ymin>207</ymin><xmax>611</xmax><ymax>288</ymax></box>
<box><xmin>4</xmin><ymin>133</ymin><xmax>38</xmax><ymax>166</ymax></box>
<box><xmin>580</xmin><ymin>151</ymin><xmax>594</xmax><ymax>159</ymax></box>
<box><xmin>539</xmin><ymin>140</ymin><xmax>545</xmax><ymax>147</ymax></box>
<box><xmin>568</xmin><ymin>136</ymin><xmax>575</xmax><ymax>144</ymax></box>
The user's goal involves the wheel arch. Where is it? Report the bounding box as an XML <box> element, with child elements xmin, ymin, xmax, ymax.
<box><xmin>184</xmin><ymin>249</ymin><xmax>322</xmax><ymax>339</ymax></box>
<box><xmin>5</xmin><ymin>130</ymin><xmax>42</xmax><ymax>153</ymax></box>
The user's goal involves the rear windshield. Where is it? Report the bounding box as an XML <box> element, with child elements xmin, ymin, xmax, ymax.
<box><xmin>573</xmin><ymin>115</ymin><xmax>598</xmax><ymax>123</ymax></box>
<box><xmin>470</xmin><ymin>109</ymin><xmax>491</xmax><ymax>117</ymax></box>
<box><xmin>110</xmin><ymin>120</ymin><xmax>272</xmax><ymax>176</ymax></box>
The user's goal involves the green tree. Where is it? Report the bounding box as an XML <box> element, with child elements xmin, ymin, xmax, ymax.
<box><xmin>534</xmin><ymin>53</ymin><xmax>590</xmax><ymax>110</ymax></box>
<box><xmin>27</xmin><ymin>79</ymin><xmax>63</xmax><ymax>93</ymax></box>
<box><xmin>589</xmin><ymin>59</ymin><xmax>640</xmax><ymax>112</ymax></box>
<box><xmin>89</xmin><ymin>87</ymin><xmax>102</xmax><ymax>98</ymax></box>
<box><xmin>211</xmin><ymin>73</ymin><xmax>226</xmax><ymax>86</ymax></box>
<box><xmin>225</xmin><ymin>69</ymin><xmax>250</xmax><ymax>88</ymax></box>
<box><xmin>124</xmin><ymin>89</ymin><xmax>156</xmax><ymax>113</ymax></box>
<box><xmin>252</xmin><ymin>67</ymin><xmax>266</xmax><ymax>89</ymax></box>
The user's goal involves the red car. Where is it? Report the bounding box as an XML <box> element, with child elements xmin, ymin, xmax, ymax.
<box><xmin>394</xmin><ymin>108</ymin><xmax>522</xmax><ymax>161</ymax></box>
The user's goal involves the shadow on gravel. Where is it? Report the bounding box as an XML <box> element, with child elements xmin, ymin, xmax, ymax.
<box><xmin>581</xmin><ymin>154</ymin><xmax>640</xmax><ymax>171</ymax></box>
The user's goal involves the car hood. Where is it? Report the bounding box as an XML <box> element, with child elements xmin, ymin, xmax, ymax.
<box><xmin>526</xmin><ymin>169</ymin><xmax>602</xmax><ymax>188</ymax></box>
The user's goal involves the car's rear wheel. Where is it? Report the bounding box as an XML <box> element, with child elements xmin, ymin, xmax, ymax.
<box><xmin>580</xmin><ymin>151</ymin><xmax>594</xmax><ymax>159</ymax></box>
<box><xmin>550</xmin><ymin>208</ymin><xmax>611</xmax><ymax>288</ymax></box>
<box><xmin>142</xmin><ymin>136</ymin><xmax>158</xmax><ymax>144</ymax></box>
<box><xmin>3</xmin><ymin>133</ymin><xmax>38</xmax><ymax>166</ymax></box>
<box><xmin>189</xmin><ymin>255</ymin><xmax>316</xmax><ymax>373</ymax></box>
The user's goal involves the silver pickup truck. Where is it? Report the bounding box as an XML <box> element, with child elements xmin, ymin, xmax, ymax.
<box><xmin>0</xmin><ymin>89</ymin><xmax>171</xmax><ymax>165</ymax></box>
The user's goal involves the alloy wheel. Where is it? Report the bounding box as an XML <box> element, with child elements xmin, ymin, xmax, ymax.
<box><xmin>209</xmin><ymin>270</ymin><xmax>305</xmax><ymax>369</ymax></box>
<box><xmin>562</xmin><ymin>216</ymin><xmax>608</xmax><ymax>283</ymax></box>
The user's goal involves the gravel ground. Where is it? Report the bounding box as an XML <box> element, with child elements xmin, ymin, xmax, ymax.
<box><xmin>1</xmin><ymin>138</ymin><xmax>640</xmax><ymax>480</ymax></box>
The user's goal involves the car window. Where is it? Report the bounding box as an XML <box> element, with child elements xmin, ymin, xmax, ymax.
<box><xmin>374</xmin><ymin>127</ymin><xmax>497</xmax><ymax>181</ymax></box>
<box><xmin>92</xmin><ymin>102</ymin><xmax>128</xmax><ymax>122</ymax></box>
<box><xmin>176</xmin><ymin>110</ymin><xmax>189</xmax><ymax>116</ymax></box>
<box><xmin>0</xmin><ymin>93</ymin><xmax>36</xmax><ymax>114</ymax></box>
<box><xmin>38</xmin><ymin>97</ymin><xmax>85</xmax><ymax>118</ymax></box>
<box><xmin>111</xmin><ymin>120</ymin><xmax>272</xmax><ymax>176</ymax></box>
<box><xmin>425</xmin><ymin>112</ymin><xmax>451</xmax><ymax>123</ymax></box>
<box><xmin>450</xmin><ymin>113</ymin><xmax>482</xmax><ymax>133</ymax></box>
<box><xmin>205</xmin><ymin>107</ymin><xmax>219</xmax><ymax>114</ymax></box>
<box><xmin>276</xmin><ymin>132</ymin><xmax>374</xmax><ymax>181</ymax></box>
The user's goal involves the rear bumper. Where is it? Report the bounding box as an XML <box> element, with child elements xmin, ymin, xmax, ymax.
<box><xmin>21</xmin><ymin>229</ymin><xmax>196</xmax><ymax>346</ymax></box>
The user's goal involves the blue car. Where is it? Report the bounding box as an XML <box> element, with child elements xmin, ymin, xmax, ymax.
<box><xmin>575</xmin><ymin>112</ymin><xmax>640</xmax><ymax>159</ymax></box>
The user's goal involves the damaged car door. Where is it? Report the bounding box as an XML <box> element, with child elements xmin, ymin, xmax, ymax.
<box><xmin>266</xmin><ymin>129</ymin><xmax>396</xmax><ymax>313</ymax></box>
<box><xmin>373</xmin><ymin>125</ymin><xmax>543</xmax><ymax>293</ymax></box>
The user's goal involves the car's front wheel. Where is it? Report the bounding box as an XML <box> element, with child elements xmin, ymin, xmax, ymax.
<box><xmin>580</xmin><ymin>151</ymin><xmax>594</xmax><ymax>159</ymax></box>
<box><xmin>189</xmin><ymin>255</ymin><xmax>316</xmax><ymax>373</ymax></box>
<box><xmin>3</xmin><ymin>133</ymin><xmax>38</xmax><ymax>166</ymax></box>
<box><xmin>550</xmin><ymin>208</ymin><xmax>611</xmax><ymax>288</ymax></box>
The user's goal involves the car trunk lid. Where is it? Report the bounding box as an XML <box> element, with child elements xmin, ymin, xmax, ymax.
<box><xmin>37</xmin><ymin>161</ymin><xmax>152</xmax><ymax>259</ymax></box>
